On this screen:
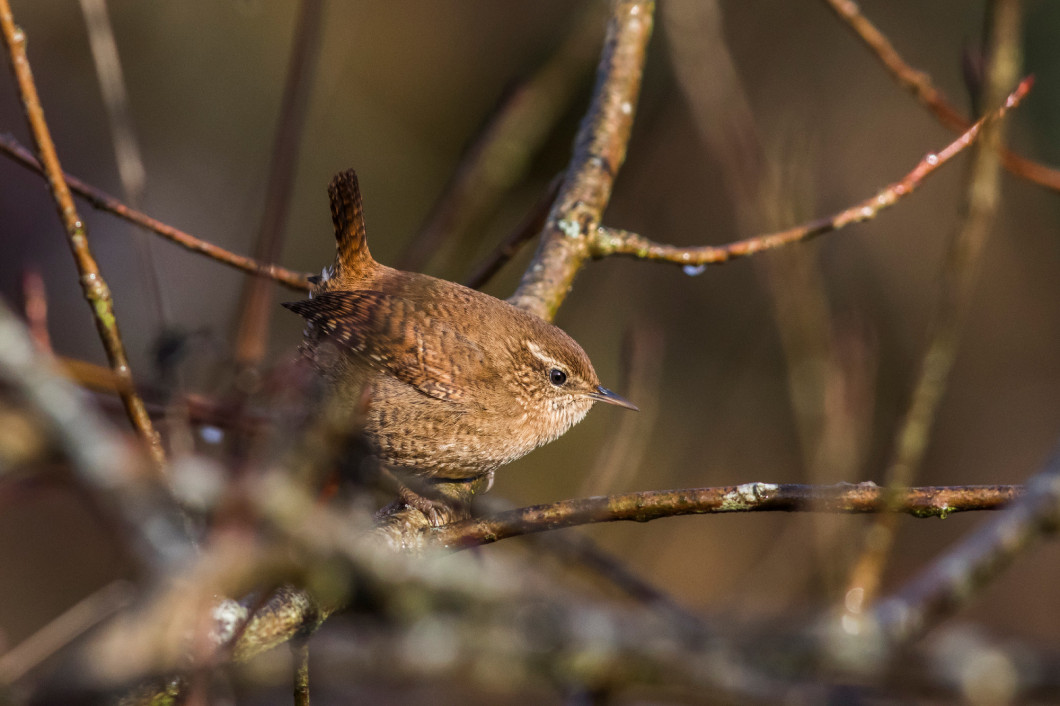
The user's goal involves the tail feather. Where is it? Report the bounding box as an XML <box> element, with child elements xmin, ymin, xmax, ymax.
<box><xmin>329</xmin><ymin>169</ymin><xmax>373</xmax><ymax>279</ymax></box>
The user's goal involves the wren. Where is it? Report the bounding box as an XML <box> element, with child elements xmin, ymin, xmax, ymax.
<box><xmin>284</xmin><ymin>169</ymin><xmax>636</xmax><ymax>525</ymax></box>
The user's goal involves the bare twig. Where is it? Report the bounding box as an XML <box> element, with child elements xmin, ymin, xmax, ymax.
<box><xmin>233</xmin><ymin>0</ymin><xmax>324</xmax><ymax>369</ymax></box>
<box><xmin>426</xmin><ymin>483</ymin><xmax>1022</xmax><ymax>550</ymax></box>
<box><xmin>589</xmin><ymin>76</ymin><xmax>1033</xmax><ymax>268</ymax></box>
<box><xmin>822</xmin><ymin>0</ymin><xmax>1060</xmax><ymax>192</ymax></box>
<box><xmin>0</xmin><ymin>2</ymin><xmax>164</xmax><ymax>465</ymax></box>
<box><xmin>0</xmin><ymin>133</ymin><xmax>311</xmax><ymax>290</ymax></box>
<box><xmin>508</xmin><ymin>0</ymin><xmax>655</xmax><ymax>321</ymax></box>
<box><xmin>843</xmin><ymin>0</ymin><xmax>1024</xmax><ymax>611</ymax></box>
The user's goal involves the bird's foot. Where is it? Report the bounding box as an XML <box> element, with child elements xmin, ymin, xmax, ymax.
<box><xmin>397</xmin><ymin>484</ymin><xmax>464</xmax><ymax>527</ymax></box>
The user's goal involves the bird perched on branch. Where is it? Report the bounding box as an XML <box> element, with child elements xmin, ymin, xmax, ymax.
<box><xmin>284</xmin><ymin>169</ymin><xmax>635</xmax><ymax>525</ymax></box>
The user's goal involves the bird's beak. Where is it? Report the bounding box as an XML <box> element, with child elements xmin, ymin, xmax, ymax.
<box><xmin>590</xmin><ymin>385</ymin><xmax>639</xmax><ymax>411</ymax></box>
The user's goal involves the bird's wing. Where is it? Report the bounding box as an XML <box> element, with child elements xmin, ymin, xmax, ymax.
<box><xmin>283</xmin><ymin>290</ymin><xmax>489</xmax><ymax>404</ymax></box>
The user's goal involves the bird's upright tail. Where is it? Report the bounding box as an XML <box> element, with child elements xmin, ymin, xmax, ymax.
<box><xmin>328</xmin><ymin>169</ymin><xmax>374</xmax><ymax>280</ymax></box>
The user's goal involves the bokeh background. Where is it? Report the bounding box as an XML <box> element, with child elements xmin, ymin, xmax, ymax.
<box><xmin>2</xmin><ymin>0</ymin><xmax>1060</xmax><ymax>699</ymax></box>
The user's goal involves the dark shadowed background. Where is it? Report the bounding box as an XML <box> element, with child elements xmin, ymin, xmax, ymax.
<box><xmin>2</xmin><ymin>0</ymin><xmax>1060</xmax><ymax>700</ymax></box>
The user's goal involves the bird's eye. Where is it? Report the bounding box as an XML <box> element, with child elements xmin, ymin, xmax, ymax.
<box><xmin>548</xmin><ymin>368</ymin><xmax>567</xmax><ymax>386</ymax></box>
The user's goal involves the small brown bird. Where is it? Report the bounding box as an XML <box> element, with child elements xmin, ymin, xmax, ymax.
<box><xmin>285</xmin><ymin>170</ymin><xmax>636</xmax><ymax>524</ymax></box>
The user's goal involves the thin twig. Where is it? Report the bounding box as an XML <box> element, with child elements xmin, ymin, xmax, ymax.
<box><xmin>426</xmin><ymin>483</ymin><xmax>1022</xmax><ymax>550</ymax></box>
<box><xmin>233</xmin><ymin>0</ymin><xmax>324</xmax><ymax>369</ymax></box>
<box><xmin>589</xmin><ymin>76</ymin><xmax>1033</xmax><ymax>268</ymax></box>
<box><xmin>822</xmin><ymin>0</ymin><xmax>1060</xmax><ymax>192</ymax></box>
<box><xmin>0</xmin><ymin>133</ymin><xmax>311</xmax><ymax>291</ymax></box>
<box><xmin>843</xmin><ymin>0</ymin><xmax>1024</xmax><ymax>612</ymax></box>
<box><xmin>0</xmin><ymin>2</ymin><xmax>164</xmax><ymax>466</ymax></box>
<box><xmin>508</xmin><ymin>0</ymin><xmax>655</xmax><ymax>321</ymax></box>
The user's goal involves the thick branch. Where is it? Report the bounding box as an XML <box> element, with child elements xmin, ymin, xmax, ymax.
<box><xmin>508</xmin><ymin>0</ymin><xmax>654</xmax><ymax>321</ymax></box>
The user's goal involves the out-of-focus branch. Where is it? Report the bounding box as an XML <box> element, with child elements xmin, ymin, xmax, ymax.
<box><xmin>21</xmin><ymin>269</ymin><xmax>52</xmax><ymax>353</ymax></box>
<box><xmin>822</xmin><ymin>0</ymin><xmax>1060</xmax><ymax>192</ymax></box>
<box><xmin>589</xmin><ymin>76</ymin><xmax>1033</xmax><ymax>268</ymax></box>
<box><xmin>0</xmin><ymin>581</ymin><xmax>133</xmax><ymax>684</ymax></box>
<box><xmin>843</xmin><ymin>0</ymin><xmax>1024</xmax><ymax>612</ymax></box>
<box><xmin>79</xmin><ymin>0</ymin><xmax>169</xmax><ymax>330</ymax></box>
<box><xmin>508</xmin><ymin>0</ymin><xmax>655</xmax><ymax>321</ymax></box>
<box><xmin>0</xmin><ymin>133</ymin><xmax>312</xmax><ymax>291</ymax></box>
<box><xmin>463</xmin><ymin>175</ymin><xmax>561</xmax><ymax>290</ymax></box>
<box><xmin>425</xmin><ymin>483</ymin><xmax>1022</xmax><ymax>551</ymax></box>
<box><xmin>873</xmin><ymin>449</ymin><xmax>1060</xmax><ymax>646</ymax></box>
<box><xmin>0</xmin><ymin>301</ymin><xmax>189</xmax><ymax>566</ymax></box>
<box><xmin>0</xmin><ymin>1</ymin><xmax>164</xmax><ymax>466</ymax></box>
<box><xmin>233</xmin><ymin>0</ymin><xmax>324</xmax><ymax>369</ymax></box>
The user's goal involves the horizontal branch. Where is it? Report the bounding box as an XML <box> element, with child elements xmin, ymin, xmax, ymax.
<box><xmin>0</xmin><ymin>133</ymin><xmax>311</xmax><ymax>291</ymax></box>
<box><xmin>590</xmin><ymin>77</ymin><xmax>1033</xmax><ymax>268</ymax></box>
<box><xmin>427</xmin><ymin>482</ymin><xmax>1023</xmax><ymax>550</ymax></box>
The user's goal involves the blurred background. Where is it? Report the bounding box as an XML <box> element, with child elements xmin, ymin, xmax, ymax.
<box><xmin>2</xmin><ymin>0</ymin><xmax>1060</xmax><ymax>700</ymax></box>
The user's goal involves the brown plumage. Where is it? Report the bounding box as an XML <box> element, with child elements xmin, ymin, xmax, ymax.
<box><xmin>284</xmin><ymin>170</ymin><xmax>635</xmax><ymax>522</ymax></box>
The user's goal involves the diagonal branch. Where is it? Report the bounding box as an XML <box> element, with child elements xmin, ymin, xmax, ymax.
<box><xmin>0</xmin><ymin>134</ymin><xmax>312</xmax><ymax>291</ymax></box>
<box><xmin>233</xmin><ymin>0</ymin><xmax>325</xmax><ymax>369</ymax></box>
<box><xmin>0</xmin><ymin>1</ymin><xmax>164</xmax><ymax>466</ymax></box>
<box><xmin>822</xmin><ymin>0</ymin><xmax>1060</xmax><ymax>192</ymax></box>
<box><xmin>843</xmin><ymin>0</ymin><xmax>1024</xmax><ymax>612</ymax></box>
<box><xmin>873</xmin><ymin>449</ymin><xmax>1060</xmax><ymax>646</ymax></box>
<box><xmin>590</xmin><ymin>76</ymin><xmax>1033</xmax><ymax>268</ymax></box>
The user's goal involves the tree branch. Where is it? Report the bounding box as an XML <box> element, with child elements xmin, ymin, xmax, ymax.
<box><xmin>843</xmin><ymin>0</ymin><xmax>1024</xmax><ymax>609</ymax></box>
<box><xmin>589</xmin><ymin>76</ymin><xmax>1032</xmax><ymax>268</ymax></box>
<box><xmin>822</xmin><ymin>0</ymin><xmax>1060</xmax><ymax>192</ymax></box>
<box><xmin>425</xmin><ymin>483</ymin><xmax>1022</xmax><ymax>550</ymax></box>
<box><xmin>0</xmin><ymin>133</ymin><xmax>312</xmax><ymax>291</ymax></box>
<box><xmin>0</xmin><ymin>1</ymin><xmax>164</xmax><ymax>465</ymax></box>
<box><xmin>508</xmin><ymin>0</ymin><xmax>654</xmax><ymax>321</ymax></box>
<box><xmin>873</xmin><ymin>450</ymin><xmax>1060</xmax><ymax>646</ymax></box>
